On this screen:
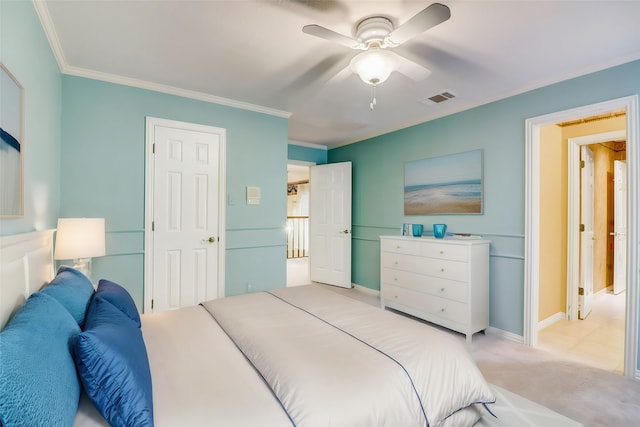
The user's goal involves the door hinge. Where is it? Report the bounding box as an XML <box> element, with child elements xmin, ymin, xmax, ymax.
<box><xmin>580</xmin><ymin>224</ymin><xmax>585</xmax><ymax>232</ymax></box>
<box><xmin>151</xmin><ymin>299</ymin><xmax>154</xmax><ymax>310</ymax></box>
<box><xmin>580</xmin><ymin>160</ymin><xmax>585</xmax><ymax>168</ymax></box>
<box><xmin>578</xmin><ymin>287</ymin><xmax>584</xmax><ymax>296</ymax></box>
<box><xmin>152</xmin><ymin>221</ymin><xmax>155</xmax><ymax>231</ymax></box>
<box><xmin>152</xmin><ymin>143</ymin><xmax>156</xmax><ymax>154</ymax></box>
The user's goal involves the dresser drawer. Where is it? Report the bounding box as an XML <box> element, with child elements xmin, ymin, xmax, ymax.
<box><xmin>420</xmin><ymin>243</ymin><xmax>468</xmax><ymax>262</ymax></box>
<box><xmin>381</xmin><ymin>238</ymin><xmax>422</xmax><ymax>255</ymax></box>
<box><xmin>382</xmin><ymin>251</ymin><xmax>469</xmax><ymax>282</ymax></box>
<box><xmin>382</xmin><ymin>284</ymin><xmax>468</xmax><ymax>326</ymax></box>
<box><xmin>381</xmin><ymin>268</ymin><xmax>468</xmax><ymax>303</ymax></box>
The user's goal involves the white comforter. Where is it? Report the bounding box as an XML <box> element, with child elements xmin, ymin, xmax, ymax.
<box><xmin>202</xmin><ymin>285</ymin><xmax>495</xmax><ymax>427</ymax></box>
<box><xmin>76</xmin><ymin>285</ymin><xmax>494</xmax><ymax>427</ymax></box>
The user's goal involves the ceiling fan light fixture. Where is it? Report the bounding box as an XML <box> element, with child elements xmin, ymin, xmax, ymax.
<box><xmin>349</xmin><ymin>49</ymin><xmax>399</xmax><ymax>86</ymax></box>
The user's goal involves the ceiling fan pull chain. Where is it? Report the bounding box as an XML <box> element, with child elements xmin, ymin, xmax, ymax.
<box><xmin>370</xmin><ymin>84</ymin><xmax>377</xmax><ymax>110</ymax></box>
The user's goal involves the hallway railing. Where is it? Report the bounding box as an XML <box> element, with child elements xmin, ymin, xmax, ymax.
<box><xmin>286</xmin><ymin>216</ymin><xmax>309</xmax><ymax>258</ymax></box>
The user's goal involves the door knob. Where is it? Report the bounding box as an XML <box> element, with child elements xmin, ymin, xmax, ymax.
<box><xmin>342</xmin><ymin>229</ymin><xmax>350</xmax><ymax>234</ymax></box>
<box><xmin>202</xmin><ymin>236</ymin><xmax>216</xmax><ymax>243</ymax></box>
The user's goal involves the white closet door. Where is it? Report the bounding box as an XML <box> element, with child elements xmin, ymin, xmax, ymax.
<box><xmin>148</xmin><ymin>120</ymin><xmax>225</xmax><ymax>312</ymax></box>
<box><xmin>309</xmin><ymin>162</ymin><xmax>352</xmax><ymax>288</ymax></box>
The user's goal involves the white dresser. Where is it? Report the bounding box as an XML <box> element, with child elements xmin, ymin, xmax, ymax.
<box><xmin>380</xmin><ymin>236</ymin><xmax>490</xmax><ymax>342</ymax></box>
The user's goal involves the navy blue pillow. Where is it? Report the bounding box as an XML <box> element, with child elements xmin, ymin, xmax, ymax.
<box><xmin>95</xmin><ymin>279</ymin><xmax>141</xmax><ymax>328</ymax></box>
<box><xmin>41</xmin><ymin>265</ymin><xmax>94</xmax><ymax>326</ymax></box>
<box><xmin>75</xmin><ymin>297</ymin><xmax>154</xmax><ymax>427</ymax></box>
<box><xmin>0</xmin><ymin>293</ymin><xmax>81</xmax><ymax>426</ymax></box>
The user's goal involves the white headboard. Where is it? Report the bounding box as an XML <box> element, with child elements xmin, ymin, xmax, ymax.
<box><xmin>0</xmin><ymin>229</ymin><xmax>55</xmax><ymax>329</ymax></box>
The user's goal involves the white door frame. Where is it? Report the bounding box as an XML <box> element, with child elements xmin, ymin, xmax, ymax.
<box><xmin>144</xmin><ymin>117</ymin><xmax>226</xmax><ymax>312</ymax></box>
<box><xmin>567</xmin><ymin>130</ymin><xmax>626</xmax><ymax>321</ymax></box>
<box><xmin>524</xmin><ymin>96</ymin><xmax>638</xmax><ymax>378</ymax></box>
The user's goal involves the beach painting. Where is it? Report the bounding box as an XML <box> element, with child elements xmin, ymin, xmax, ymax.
<box><xmin>0</xmin><ymin>64</ymin><xmax>24</xmax><ymax>217</ymax></box>
<box><xmin>404</xmin><ymin>150</ymin><xmax>483</xmax><ymax>215</ymax></box>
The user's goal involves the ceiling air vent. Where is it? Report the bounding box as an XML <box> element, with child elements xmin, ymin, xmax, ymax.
<box><xmin>424</xmin><ymin>91</ymin><xmax>456</xmax><ymax>104</ymax></box>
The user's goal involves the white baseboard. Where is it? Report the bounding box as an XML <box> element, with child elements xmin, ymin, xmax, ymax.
<box><xmin>486</xmin><ymin>327</ymin><xmax>524</xmax><ymax>344</ymax></box>
<box><xmin>538</xmin><ymin>312</ymin><xmax>565</xmax><ymax>331</ymax></box>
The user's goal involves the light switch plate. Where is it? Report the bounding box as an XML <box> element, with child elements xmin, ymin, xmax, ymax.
<box><xmin>247</xmin><ymin>186</ymin><xmax>261</xmax><ymax>205</ymax></box>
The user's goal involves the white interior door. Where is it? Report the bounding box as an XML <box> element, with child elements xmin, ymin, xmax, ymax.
<box><xmin>146</xmin><ymin>118</ymin><xmax>226</xmax><ymax>312</ymax></box>
<box><xmin>309</xmin><ymin>162</ymin><xmax>352</xmax><ymax>288</ymax></box>
<box><xmin>613</xmin><ymin>160</ymin><xmax>627</xmax><ymax>295</ymax></box>
<box><xmin>579</xmin><ymin>145</ymin><xmax>595</xmax><ymax>319</ymax></box>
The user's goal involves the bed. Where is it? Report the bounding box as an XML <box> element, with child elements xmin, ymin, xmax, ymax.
<box><xmin>0</xmin><ymin>230</ymin><xmax>496</xmax><ymax>427</ymax></box>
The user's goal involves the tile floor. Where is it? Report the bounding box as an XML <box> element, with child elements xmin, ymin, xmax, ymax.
<box><xmin>537</xmin><ymin>289</ymin><xmax>626</xmax><ymax>374</ymax></box>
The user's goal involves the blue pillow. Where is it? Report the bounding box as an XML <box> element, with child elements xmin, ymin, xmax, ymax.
<box><xmin>95</xmin><ymin>279</ymin><xmax>141</xmax><ymax>327</ymax></box>
<box><xmin>41</xmin><ymin>265</ymin><xmax>94</xmax><ymax>326</ymax></box>
<box><xmin>75</xmin><ymin>297</ymin><xmax>154</xmax><ymax>427</ymax></box>
<box><xmin>0</xmin><ymin>292</ymin><xmax>81</xmax><ymax>427</ymax></box>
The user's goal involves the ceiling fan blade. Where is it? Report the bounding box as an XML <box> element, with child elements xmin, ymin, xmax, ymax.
<box><xmin>326</xmin><ymin>64</ymin><xmax>355</xmax><ymax>85</ymax></box>
<box><xmin>281</xmin><ymin>54</ymin><xmax>352</xmax><ymax>108</ymax></box>
<box><xmin>396</xmin><ymin>55</ymin><xmax>432</xmax><ymax>81</ymax></box>
<box><xmin>302</xmin><ymin>24</ymin><xmax>362</xmax><ymax>49</ymax></box>
<box><xmin>387</xmin><ymin>3</ymin><xmax>451</xmax><ymax>46</ymax></box>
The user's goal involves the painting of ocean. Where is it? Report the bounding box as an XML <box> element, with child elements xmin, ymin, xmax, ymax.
<box><xmin>404</xmin><ymin>150</ymin><xmax>483</xmax><ymax>214</ymax></box>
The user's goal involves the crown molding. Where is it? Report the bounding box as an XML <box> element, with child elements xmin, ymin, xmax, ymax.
<box><xmin>31</xmin><ymin>1</ymin><xmax>291</xmax><ymax>120</ymax></box>
<box><xmin>288</xmin><ymin>140</ymin><xmax>328</xmax><ymax>150</ymax></box>
<box><xmin>33</xmin><ymin>0</ymin><xmax>66</xmax><ymax>71</ymax></box>
<box><xmin>63</xmin><ymin>65</ymin><xmax>291</xmax><ymax>118</ymax></box>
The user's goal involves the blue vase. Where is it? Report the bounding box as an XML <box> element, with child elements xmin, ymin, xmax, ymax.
<box><xmin>411</xmin><ymin>224</ymin><xmax>424</xmax><ymax>237</ymax></box>
<box><xmin>433</xmin><ymin>224</ymin><xmax>447</xmax><ymax>238</ymax></box>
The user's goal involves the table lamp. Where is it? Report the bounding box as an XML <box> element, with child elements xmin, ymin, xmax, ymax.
<box><xmin>54</xmin><ymin>218</ymin><xmax>105</xmax><ymax>279</ymax></box>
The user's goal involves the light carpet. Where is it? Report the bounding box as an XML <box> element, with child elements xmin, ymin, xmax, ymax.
<box><xmin>480</xmin><ymin>385</ymin><xmax>582</xmax><ymax>427</ymax></box>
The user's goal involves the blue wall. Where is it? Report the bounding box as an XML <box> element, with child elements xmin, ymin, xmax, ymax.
<box><xmin>329</xmin><ymin>60</ymin><xmax>640</xmax><ymax>344</ymax></box>
<box><xmin>61</xmin><ymin>76</ymin><xmax>289</xmax><ymax>305</ymax></box>
<box><xmin>0</xmin><ymin>0</ymin><xmax>61</xmax><ymax>236</ymax></box>
<box><xmin>288</xmin><ymin>143</ymin><xmax>327</xmax><ymax>164</ymax></box>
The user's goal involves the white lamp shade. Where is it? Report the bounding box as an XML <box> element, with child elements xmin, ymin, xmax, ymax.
<box><xmin>54</xmin><ymin>218</ymin><xmax>106</xmax><ymax>260</ymax></box>
<box><xmin>350</xmin><ymin>49</ymin><xmax>400</xmax><ymax>85</ymax></box>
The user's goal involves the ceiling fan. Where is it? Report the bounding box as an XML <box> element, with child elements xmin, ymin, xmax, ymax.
<box><xmin>302</xmin><ymin>3</ymin><xmax>451</xmax><ymax>109</ymax></box>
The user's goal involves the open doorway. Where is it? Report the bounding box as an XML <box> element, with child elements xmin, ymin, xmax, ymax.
<box><xmin>536</xmin><ymin>116</ymin><xmax>627</xmax><ymax>373</ymax></box>
<box><xmin>286</xmin><ymin>161</ymin><xmax>312</xmax><ymax>287</ymax></box>
<box><xmin>524</xmin><ymin>95</ymin><xmax>638</xmax><ymax>378</ymax></box>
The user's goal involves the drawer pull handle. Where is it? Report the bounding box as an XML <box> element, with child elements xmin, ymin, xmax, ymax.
<box><xmin>440</xmin><ymin>268</ymin><xmax>445</xmax><ymax>272</ymax></box>
<box><xmin>440</xmin><ymin>288</ymin><xmax>445</xmax><ymax>292</ymax></box>
<box><xmin>439</xmin><ymin>250</ymin><xmax>444</xmax><ymax>254</ymax></box>
<box><xmin>394</xmin><ymin>277</ymin><xmax>398</xmax><ymax>281</ymax></box>
<box><xmin>396</xmin><ymin>245</ymin><xmax>401</xmax><ymax>249</ymax></box>
<box><xmin>440</xmin><ymin>308</ymin><xmax>445</xmax><ymax>312</ymax></box>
